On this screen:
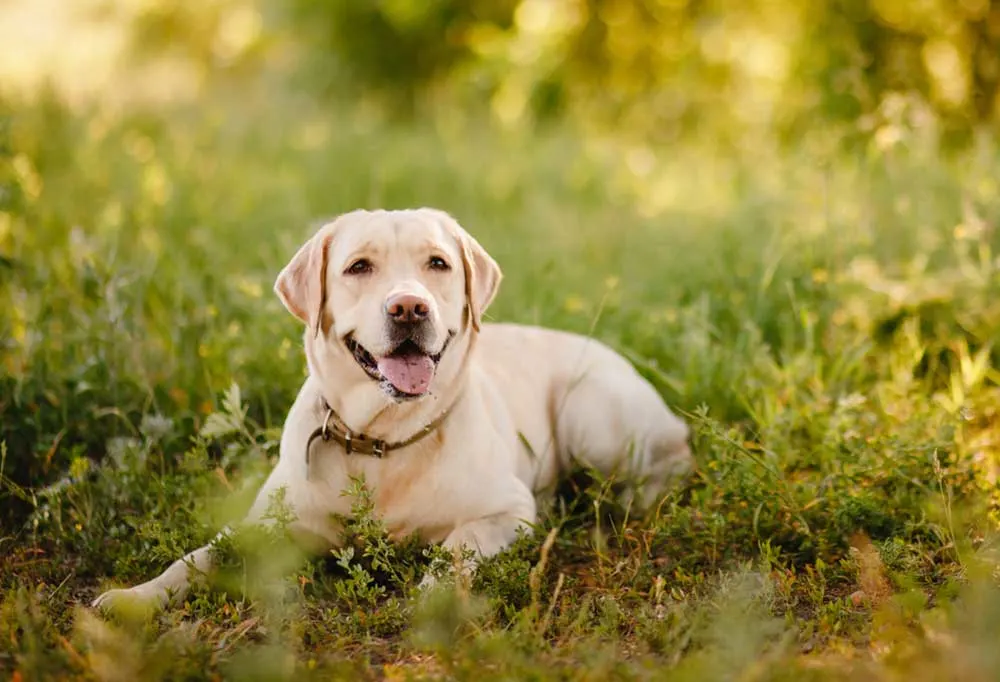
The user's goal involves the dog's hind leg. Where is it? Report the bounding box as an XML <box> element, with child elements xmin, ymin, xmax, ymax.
<box><xmin>554</xmin><ymin>365</ymin><xmax>693</xmax><ymax>512</ymax></box>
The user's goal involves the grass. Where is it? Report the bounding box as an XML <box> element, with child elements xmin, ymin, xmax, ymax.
<box><xmin>2</xmin><ymin>85</ymin><xmax>1000</xmax><ymax>681</ymax></box>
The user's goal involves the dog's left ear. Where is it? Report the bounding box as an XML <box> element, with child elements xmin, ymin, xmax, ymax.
<box><xmin>274</xmin><ymin>221</ymin><xmax>338</xmax><ymax>337</ymax></box>
<box><xmin>434</xmin><ymin>210</ymin><xmax>502</xmax><ymax>332</ymax></box>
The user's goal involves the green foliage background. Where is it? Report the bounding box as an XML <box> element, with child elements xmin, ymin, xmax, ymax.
<box><xmin>2</xmin><ymin>1</ymin><xmax>1000</xmax><ymax>680</ymax></box>
<box><xmin>130</xmin><ymin>0</ymin><xmax>1000</xmax><ymax>143</ymax></box>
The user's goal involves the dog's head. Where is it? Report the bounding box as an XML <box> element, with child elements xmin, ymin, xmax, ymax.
<box><xmin>274</xmin><ymin>208</ymin><xmax>501</xmax><ymax>401</ymax></box>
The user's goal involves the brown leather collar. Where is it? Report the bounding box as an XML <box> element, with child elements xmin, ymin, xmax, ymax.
<box><xmin>304</xmin><ymin>396</ymin><xmax>457</xmax><ymax>477</ymax></box>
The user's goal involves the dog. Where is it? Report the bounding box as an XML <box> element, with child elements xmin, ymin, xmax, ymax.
<box><xmin>92</xmin><ymin>207</ymin><xmax>693</xmax><ymax>610</ymax></box>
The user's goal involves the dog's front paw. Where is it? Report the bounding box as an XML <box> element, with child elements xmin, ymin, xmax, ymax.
<box><xmin>417</xmin><ymin>571</ymin><xmax>441</xmax><ymax>591</ymax></box>
<box><xmin>91</xmin><ymin>584</ymin><xmax>169</xmax><ymax>615</ymax></box>
<box><xmin>417</xmin><ymin>557</ymin><xmax>476</xmax><ymax>593</ymax></box>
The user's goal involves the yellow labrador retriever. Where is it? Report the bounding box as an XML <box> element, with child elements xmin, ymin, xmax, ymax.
<box><xmin>93</xmin><ymin>207</ymin><xmax>692</xmax><ymax>610</ymax></box>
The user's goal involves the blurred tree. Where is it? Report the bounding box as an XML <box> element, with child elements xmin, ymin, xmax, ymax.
<box><xmin>108</xmin><ymin>0</ymin><xmax>270</xmax><ymax>91</ymax></box>
<box><xmin>282</xmin><ymin>0</ymin><xmax>519</xmax><ymax>112</ymax></box>
<box><xmin>790</xmin><ymin>0</ymin><xmax>1000</xmax><ymax>144</ymax></box>
<box><xmin>121</xmin><ymin>0</ymin><xmax>1000</xmax><ymax>144</ymax></box>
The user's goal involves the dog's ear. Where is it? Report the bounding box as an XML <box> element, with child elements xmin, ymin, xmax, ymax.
<box><xmin>459</xmin><ymin>231</ymin><xmax>502</xmax><ymax>332</ymax></box>
<box><xmin>436</xmin><ymin>211</ymin><xmax>502</xmax><ymax>332</ymax></box>
<box><xmin>274</xmin><ymin>222</ymin><xmax>338</xmax><ymax>337</ymax></box>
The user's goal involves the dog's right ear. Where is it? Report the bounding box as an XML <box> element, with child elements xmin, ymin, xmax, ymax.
<box><xmin>274</xmin><ymin>222</ymin><xmax>337</xmax><ymax>337</ymax></box>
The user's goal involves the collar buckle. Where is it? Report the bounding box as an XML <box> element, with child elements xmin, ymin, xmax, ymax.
<box><xmin>321</xmin><ymin>407</ymin><xmax>334</xmax><ymax>441</ymax></box>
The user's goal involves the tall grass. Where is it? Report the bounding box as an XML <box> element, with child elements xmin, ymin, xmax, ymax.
<box><xmin>2</xmin><ymin>88</ymin><xmax>1000</xmax><ymax>680</ymax></box>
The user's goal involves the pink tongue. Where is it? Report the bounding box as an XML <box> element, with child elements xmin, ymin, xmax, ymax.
<box><xmin>376</xmin><ymin>353</ymin><xmax>435</xmax><ymax>395</ymax></box>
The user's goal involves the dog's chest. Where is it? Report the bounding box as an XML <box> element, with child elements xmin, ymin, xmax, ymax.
<box><xmin>324</xmin><ymin>447</ymin><xmax>491</xmax><ymax>541</ymax></box>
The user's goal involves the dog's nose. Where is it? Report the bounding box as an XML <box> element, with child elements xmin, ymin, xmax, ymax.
<box><xmin>385</xmin><ymin>292</ymin><xmax>430</xmax><ymax>323</ymax></box>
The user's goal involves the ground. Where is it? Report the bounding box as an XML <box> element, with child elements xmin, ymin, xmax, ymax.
<box><xmin>2</xmin><ymin>90</ymin><xmax>1000</xmax><ymax>681</ymax></box>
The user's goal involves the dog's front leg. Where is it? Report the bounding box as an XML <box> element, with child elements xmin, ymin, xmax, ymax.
<box><xmin>91</xmin><ymin>533</ymin><xmax>226</xmax><ymax>611</ymax></box>
<box><xmin>91</xmin><ymin>468</ymin><xmax>310</xmax><ymax>613</ymax></box>
<box><xmin>420</xmin><ymin>483</ymin><xmax>536</xmax><ymax>589</ymax></box>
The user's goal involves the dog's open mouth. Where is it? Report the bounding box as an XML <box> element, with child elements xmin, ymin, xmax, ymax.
<box><xmin>345</xmin><ymin>335</ymin><xmax>449</xmax><ymax>399</ymax></box>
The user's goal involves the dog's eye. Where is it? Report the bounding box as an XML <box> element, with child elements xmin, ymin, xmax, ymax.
<box><xmin>345</xmin><ymin>259</ymin><xmax>373</xmax><ymax>276</ymax></box>
<box><xmin>428</xmin><ymin>256</ymin><xmax>450</xmax><ymax>271</ymax></box>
